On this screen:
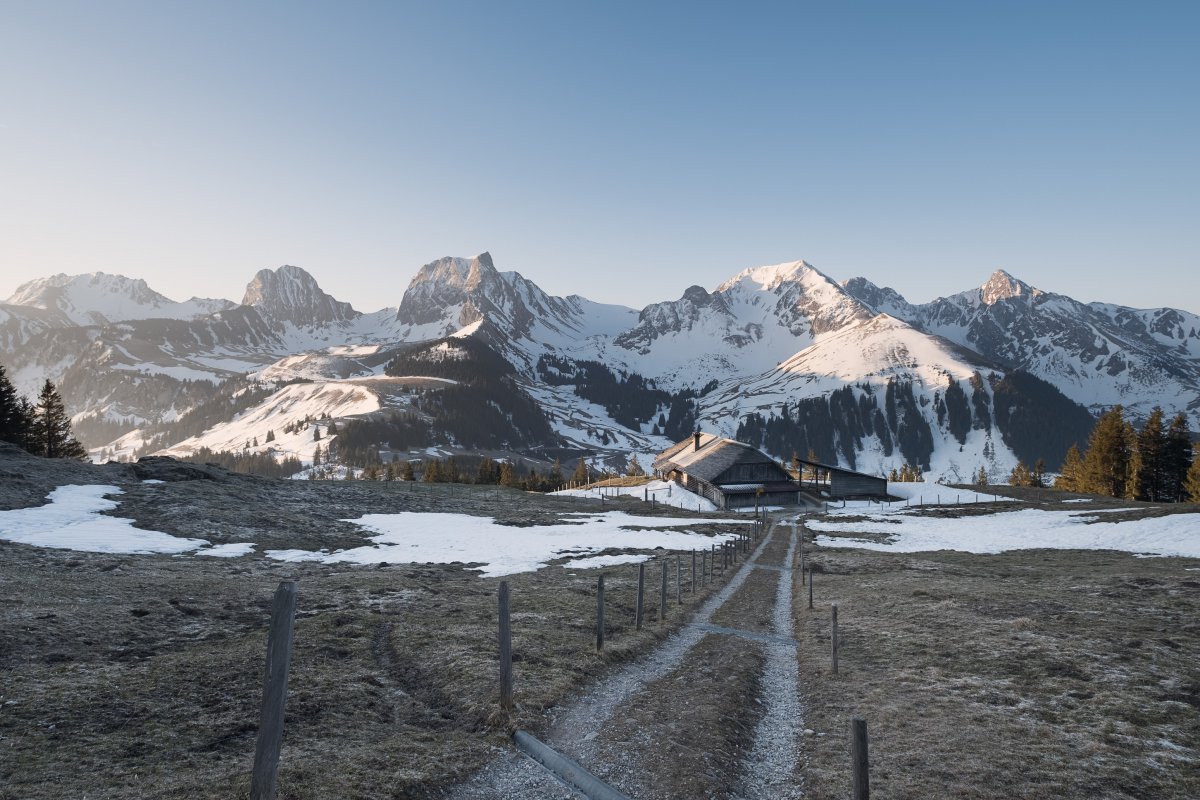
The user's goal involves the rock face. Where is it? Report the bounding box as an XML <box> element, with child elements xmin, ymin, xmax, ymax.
<box><xmin>241</xmin><ymin>265</ymin><xmax>359</xmax><ymax>328</ymax></box>
<box><xmin>842</xmin><ymin>270</ymin><xmax>1200</xmax><ymax>419</ymax></box>
<box><xmin>395</xmin><ymin>252</ymin><xmax>582</xmax><ymax>344</ymax></box>
<box><xmin>3</xmin><ymin>251</ymin><xmax>1199</xmax><ymax>480</ymax></box>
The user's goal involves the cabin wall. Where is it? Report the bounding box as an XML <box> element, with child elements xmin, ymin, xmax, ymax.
<box><xmin>830</xmin><ymin>471</ymin><xmax>887</xmax><ymax>498</ymax></box>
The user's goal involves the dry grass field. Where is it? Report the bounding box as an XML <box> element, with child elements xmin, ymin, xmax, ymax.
<box><xmin>2</xmin><ymin>446</ymin><xmax>1197</xmax><ymax>798</ymax></box>
<box><xmin>796</xmin><ymin>513</ymin><xmax>1200</xmax><ymax>799</ymax></box>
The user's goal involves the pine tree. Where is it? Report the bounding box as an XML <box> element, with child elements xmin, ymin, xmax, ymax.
<box><xmin>1080</xmin><ymin>406</ymin><xmax>1135</xmax><ymax>498</ymax></box>
<box><xmin>626</xmin><ymin>454</ymin><xmax>645</xmax><ymax>477</ymax></box>
<box><xmin>1032</xmin><ymin>458</ymin><xmax>1046</xmax><ymax>488</ymax></box>
<box><xmin>572</xmin><ymin>457</ymin><xmax>589</xmax><ymax>485</ymax></box>
<box><xmin>0</xmin><ymin>363</ymin><xmax>31</xmax><ymax>448</ymax></box>
<box><xmin>974</xmin><ymin>465</ymin><xmax>989</xmax><ymax>486</ymax></box>
<box><xmin>265</xmin><ymin>429</ymin><xmax>275</xmax><ymax>443</ymax></box>
<box><xmin>1163</xmin><ymin>413</ymin><xmax>1194</xmax><ymax>502</ymax></box>
<box><xmin>29</xmin><ymin>380</ymin><xmax>87</xmax><ymax>459</ymax></box>
<box><xmin>1186</xmin><ymin>454</ymin><xmax>1200</xmax><ymax>502</ymax></box>
<box><xmin>1008</xmin><ymin>461</ymin><xmax>1032</xmax><ymax>487</ymax></box>
<box><xmin>549</xmin><ymin>457</ymin><xmax>564</xmax><ymax>487</ymax></box>
<box><xmin>1133</xmin><ymin>407</ymin><xmax>1167</xmax><ymax>501</ymax></box>
<box><xmin>400</xmin><ymin>460</ymin><xmax>415</xmax><ymax>481</ymax></box>
<box><xmin>476</xmin><ymin>456</ymin><xmax>494</xmax><ymax>484</ymax></box>
<box><xmin>313</xmin><ymin>425</ymin><xmax>322</xmax><ymax>441</ymax></box>
<box><xmin>423</xmin><ymin>459</ymin><xmax>442</xmax><ymax>483</ymax></box>
<box><xmin>499</xmin><ymin>461</ymin><xmax>521</xmax><ymax>488</ymax></box>
<box><xmin>1054</xmin><ymin>444</ymin><xmax>1084</xmax><ymax>491</ymax></box>
<box><xmin>313</xmin><ymin>444</ymin><xmax>323</xmax><ymax>466</ymax></box>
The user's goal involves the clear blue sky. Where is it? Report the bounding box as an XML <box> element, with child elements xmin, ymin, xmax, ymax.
<box><xmin>2</xmin><ymin>1</ymin><xmax>1197</xmax><ymax>313</ymax></box>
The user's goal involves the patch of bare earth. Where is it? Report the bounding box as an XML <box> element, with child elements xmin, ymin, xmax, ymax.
<box><xmin>0</xmin><ymin>468</ymin><xmax>751</xmax><ymax>800</ymax></box>
<box><xmin>794</xmin><ymin>522</ymin><xmax>1200</xmax><ymax>799</ymax></box>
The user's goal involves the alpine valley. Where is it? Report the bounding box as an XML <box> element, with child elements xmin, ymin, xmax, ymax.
<box><xmin>3</xmin><ymin>254</ymin><xmax>1198</xmax><ymax>482</ymax></box>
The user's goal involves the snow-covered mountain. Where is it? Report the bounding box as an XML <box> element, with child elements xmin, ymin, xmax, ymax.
<box><xmin>5</xmin><ymin>272</ymin><xmax>234</xmax><ymax>327</ymax></box>
<box><xmin>2</xmin><ymin>254</ymin><xmax>1195</xmax><ymax>481</ymax></box>
<box><xmin>841</xmin><ymin>270</ymin><xmax>1200</xmax><ymax>422</ymax></box>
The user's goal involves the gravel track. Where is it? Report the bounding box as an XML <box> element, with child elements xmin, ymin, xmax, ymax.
<box><xmin>448</xmin><ymin>522</ymin><xmax>807</xmax><ymax>799</ymax></box>
<box><xmin>735</xmin><ymin>521</ymin><xmax>804</xmax><ymax>799</ymax></box>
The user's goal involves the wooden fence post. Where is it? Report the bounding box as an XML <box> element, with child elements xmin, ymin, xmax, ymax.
<box><xmin>659</xmin><ymin>560</ymin><xmax>668</xmax><ymax>622</ymax></box>
<box><xmin>595</xmin><ymin>574</ymin><xmax>605</xmax><ymax>652</ymax></box>
<box><xmin>799</xmin><ymin>527</ymin><xmax>805</xmax><ymax>584</ymax></box>
<box><xmin>831</xmin><ymin>603</ymin><xmax>839</xmax><ymax>675</ymax></box>
<box><xmin>251</xmin><ymin>580</ymin><xmax>298</xmax><ymax>800</ymax></box>
<box><xmin>850</xmin><ymin>717</ymin><xmax>869</xmax><ymax>799</ymax></box>
<box><xmin>691</xmin><ymin>550</ymin><xmax>696</xmax><ymax>594</ymax></box>
<box><xmin>499</xmin><ymin>581</ymin><xmax>513</xmax><ymax>711</ymax></box>
<box><xmin>635</xmin><ymin>563</ymin><xmax>645</xmax><ymax>630</ymax></box>
<box><xmin>808</xmin><ymin>568</ymin><xmax>814</xmax><ymax>609</ymax></box>
<box><xmin>676</xmin><ymin>554</ymin><xmax>682</xmax><ymax>604</ymax></box>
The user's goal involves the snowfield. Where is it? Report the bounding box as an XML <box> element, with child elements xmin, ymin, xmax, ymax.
<box><xmin>809</xmin><ymin>506</ymin><xmax>1200</xmax><ymax>559</ymax></box>
<box><xmin>554</xmin><ymin>479</ymin><xmax>721</xmax><ymax>512</ymax></box>
<box><xmin>7</xmin><ymin>484</ymin><xmax>1196</xmax><ymax>572</ymax></box>
<box><xmin>807</xmin><ymin>482</ymin><xmax>1199</xmax><ymax>558</ymax></box>
<box><xmin>0</xmin><ymin>485</ymin><xmax>218</xmax><ymax>555</ymax></box>
<box><xmin>274</xmin><ymin>510</ymin><xmax>744</xmax><ymax>577</ymax></box>
<box><xmin>0</xmin><ymin>485</ymin><xmax>743</xmax><ymax>577</ymax></box>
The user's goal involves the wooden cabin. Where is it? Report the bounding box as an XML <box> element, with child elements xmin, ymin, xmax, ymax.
<box><xmin>653</xmin><ymin>432</ymin><xmax>799</xmax><ymax>509</ymax></box>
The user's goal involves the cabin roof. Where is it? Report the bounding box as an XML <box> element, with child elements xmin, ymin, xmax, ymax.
<box><xmin>655</xmin><ymin>433</ymin><xmax>785</xmax><ymax>484</ymax></box>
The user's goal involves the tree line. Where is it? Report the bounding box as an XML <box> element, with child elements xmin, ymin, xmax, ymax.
<box><xmin>0</xmin><ymin>363</ymin><xmax>87</xmax><ymax>460</ymax></box>
<box><xmin>1048</xmin><ymin>405</ymin><xmax>1199</xmax><ymax>502</ymax></box>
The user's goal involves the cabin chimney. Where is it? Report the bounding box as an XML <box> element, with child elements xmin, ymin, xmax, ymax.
<box><xmin>693</xmin><ymin>431</ymin><xmax>702</xmax><ymax>451</ymax></box>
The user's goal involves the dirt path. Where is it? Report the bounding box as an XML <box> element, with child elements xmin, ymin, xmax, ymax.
<box><xmin>447</xmin><ymin>517</ymin><xmax>807</xmax><ymax>799</ymax></box>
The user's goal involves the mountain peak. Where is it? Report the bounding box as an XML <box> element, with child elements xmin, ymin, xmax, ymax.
<box><xmin>980</xmin><ymin>270</ymin><xmax>1037</xmax><ymax>305</ymax></box>
<box><xmin>717</xmin><ymin>259</ymin><xmax>820</xmax><ymax>293</ymax></box>
<box><xmin>241</xmin><ymin>265</ymin><xmax>357</xmax><ymax>327</ymax></box>
<box><xmin>4</xmin><ymin>271</ymin><xmax>233</xmax><ymax>325</ymax></box>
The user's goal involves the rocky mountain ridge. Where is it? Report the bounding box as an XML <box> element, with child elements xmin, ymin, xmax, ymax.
<box><xmin>2</xmin><ymin>254</ymin><xmax>1196</xmax><ymax>480</ymax></box>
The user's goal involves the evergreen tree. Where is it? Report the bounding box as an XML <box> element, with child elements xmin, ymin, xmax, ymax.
<box><xmin>1081</xmin><ymin>406</ymin><xmax>1135</xmax><ymax>498</ymax></box>
<box><xmin>313</xmin><ymin>425</ymin><xmax>322</xmax><ymax>441</ymax></box>
<box><xmin>571</xmin><ymin>457</ymin><xmax>589</xmax><ymax>485</ymax></box>
<box><xmin>1163</xmin><ymin>413</ymin><xmax>1194</xmax><ymax>502</ymax></box>
<box><xmin>1008</xmin><ymin>461</ymin><xmax>1033</xmax><ymax>487</ymax></box>
<box><xmin>423</xmin><ymin>459</ymin><xmax>442</xmax><ymax>483</ymax></box>
<box><xmin>1186</xmin><ymin>454</ymin><xmax>1200</xmax><ymax>502</ymax></box>
<box><xmin>0</xmin><ymin>363</ymin><xmax>31</xmax><ymax>448</ymax></box>
<box><xmin>499</xmin><ymin>461</ymin><xmax>521</xmax><ymax>488</ymax></box>
<box><xmin>1032</xmin><ymin>458</ymin><xmax>1046</xmax><ymax>488</ymax></box>
<box><xmin>549</xmin><ymin>457</ymin><xmax>564</xmax><ymax>487</ymax></box>
<box><xmin>29</xmin><ymin>380</ymin><xmax>87</xmax><ymax>459</ymax></box>
<box><xmin>313</xmin><ymin>443</ymin><xmax>323</xmax><ymax>466</ymax></box>
<box><xmin>400</xmin><ymin>460</ymin><xmax>416</xmax><ymax>481</ymax></box>
<box><xmin>626</xmin><ymin>454</ymin><xmax>645</xmax><ymax>477</ymax></box>
<box><xmin>1133</xmin><ymin>407</ymin><xmax>1167</xmax><ymax>501</ymax></box>
<box><xmin>974</xmin><ymin>465</ymin><xmax>989</xmax><ymax>486</ymax></box>
<box><xmin>265</xmin><ymin>429</ymin><xmax>275</xmax><ymax>443</ymax></box>
<box><xmin>1054</xmin><ymin>444</ymin><xmax>1084</xmax><ymax>491</ymax></box>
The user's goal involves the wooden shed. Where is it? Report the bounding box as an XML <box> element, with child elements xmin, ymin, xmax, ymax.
<box><xmin>793</xmin><ymin>456</ymin><xmax>888</xmax><ymax>499</ymax></box>
<box><xmin>653</xmin><ymin>432</ymin><xmax>799</xmax><ymax>509</ymax></box>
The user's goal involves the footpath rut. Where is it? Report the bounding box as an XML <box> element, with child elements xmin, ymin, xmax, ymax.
<box><xmin>447</xmin><ymin>518</ymin><xmax>806</xmax><ymax>799</ymax></box>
